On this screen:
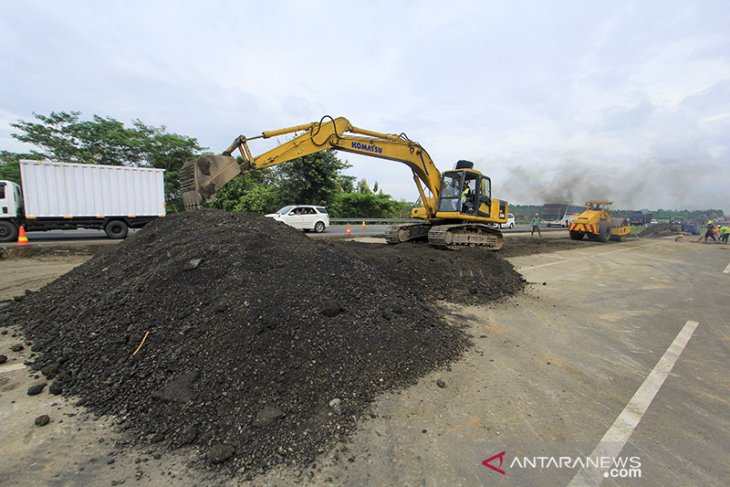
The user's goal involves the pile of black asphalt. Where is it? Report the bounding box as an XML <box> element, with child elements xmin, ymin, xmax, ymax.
<box><xmin>638</xmin><ymin>223</ymin><xmax>678</xmax><ymax>238</ymax></box>
<box><xmin>330</xmin><ymin>241</ymin><xmax>525</xmax><ymax>305</ymax></box>
<box><xmin>4</xmin><ymin>209</ymin><xmax>523</xmax><ymax>478</ymax></box>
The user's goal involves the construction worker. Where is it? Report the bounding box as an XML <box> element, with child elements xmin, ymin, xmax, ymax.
<box><xmin>531</xmin><ymin>212</ymin><xmax>542</xmax><ymax>237</ymax></box>
<box><xmin>461</xmin><ymin>182</ymin><xmax>473</xmax><ymax>212</ymax></box>
<box><xmin>699</xmin><ymin>220</ymin><xmax>717</xmax><ymax>243</ymax></box>
<box><xmin>720</xmin><ymin>225</ymin><xmax>730</xmax><ymax>244</ymax></box>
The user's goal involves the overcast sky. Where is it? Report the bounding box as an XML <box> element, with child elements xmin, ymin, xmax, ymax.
<box><xmin>1</xmin><ymin>0</ymin><xmax>729</xmax><ymax>210</ymax></box>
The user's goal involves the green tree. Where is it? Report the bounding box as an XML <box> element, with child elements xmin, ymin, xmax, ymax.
<box><xmin>372</xmin><ymin>181</ymin><xmax>379</xmax><ymax>193</ymax></box>
<box><xmin>10</xmin><ymin>112</ymin><xmax>85</xmax><ymax>162</ymax></box>
<box><xmin>356</xmin><ymin>178</ymin><xmax>372</xmax><ymax>194</ymax></box>
<box><xmin>275</xmin><ymin>149</ymin><xmax>350</xmax><ymax>206</ymax></box>
<box><xmin>329</xmin><ymin>192</ymin><xmax>411</xmax><ymax>218</ymax></box>
<box><xmin>508</xmin><ymin>204</ymin><xmax>544</xmax><ymax>224</ymax></box>
<box><xmin>209</xmin><ymin>168</ymin><xmax>282</xmax><ymax>213</ymax></box>
<box><xmin>0</xmin><ymin>151</ymin><xmax>34</xmax><ymax>184</ymax></box>
<box><xmin>12</xmin><ymin>112</ymin><xmax>142</xmax><ymax>165</ymax></box>
<box><xmin>337</xmin><ymin>174</ymin><xmax>356</xmax><ymax>193</ymax></box>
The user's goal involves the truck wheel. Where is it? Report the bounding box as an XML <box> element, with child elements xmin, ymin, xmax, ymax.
<box><xmin>104</xmin><ymin>220</ymin><xmax>129</xmax><ymax>239</ymax></box>
<box><xmin>0</xmin><ymin>221</ymin><xmax>18</xmax><ymax>242</ymax></box>
<box><xmin>314</xmin><ymin>221</ymin><xmax>326</xmax><ymax>233</ymax></box>
<box><xmin>597</xmin><ymin>222</ymin><xmax>610</xmax><ymax>242</ymax></box>
<box><xmin>569</xmin><ymin>230</ymin><xmax>584</xmax><ymax>240</ymax></box>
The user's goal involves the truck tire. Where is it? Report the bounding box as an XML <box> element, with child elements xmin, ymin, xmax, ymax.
<box><xmin>104</xmin><ymin>220</ymin><xmax>129</xmax><ymax>239</ymax></box>
<box><xmin>569</xmin><ymin>230</ymin><xmax>584</xmax><ymax>240</ymax></box>
<box><xmin>0</xmin><ymin>221</ymin><xmax>18</xmax><ymax>242</ymax></box>
<box><xmin>597</xmin><ymin>221</ymin><xmax>610</xmax><ymax>242</ymax></box>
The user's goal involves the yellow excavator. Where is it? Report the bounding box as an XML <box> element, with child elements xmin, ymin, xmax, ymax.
<box><xmin>180</xmin><ymin>116</ymin><xmax>508</xmax><ymax>250</ymax></box>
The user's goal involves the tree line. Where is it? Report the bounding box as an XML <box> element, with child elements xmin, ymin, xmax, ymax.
<box><xmin>0</xmin><ymin>112</ymin><xmax>413</xmax><ymax>217</ymax></box>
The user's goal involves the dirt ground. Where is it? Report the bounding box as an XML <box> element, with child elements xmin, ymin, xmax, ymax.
<box><xmin>499</xmin><ymin>231</ymin><xmax>605</xmax><ymax>258</ymax></box>
<box><xmin>0</xmin><ymin>256</ymin><xmax>89</xmax><ymax>302</ymax></box>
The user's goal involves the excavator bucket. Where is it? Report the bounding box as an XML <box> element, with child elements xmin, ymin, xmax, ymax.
<box><xmin>180</xmin><ymin>155</ymin><xmax>242</xmax><ymax>209</ymax></box>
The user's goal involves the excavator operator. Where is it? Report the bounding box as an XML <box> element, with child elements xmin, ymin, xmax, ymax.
<box><xmin>462</xmin><ymin>182</ymin><xmax>474</xmax><ymax>213</ymax></box>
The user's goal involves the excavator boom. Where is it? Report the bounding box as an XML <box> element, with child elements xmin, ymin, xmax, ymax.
<box><xmin>181</xmin><ymin>116</ymin><xmax>441</xmax><ymax>215</ymax></box>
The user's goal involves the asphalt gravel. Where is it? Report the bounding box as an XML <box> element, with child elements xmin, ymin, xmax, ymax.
<box><xmin>3</xmin><ymin>210</ymin><xmax>525</xmax><ymax>478</ymax></box>
<box><xmin>330</xmin><ymin>241</ymin><xmax>525</xmax><ymax>305</ymax></box>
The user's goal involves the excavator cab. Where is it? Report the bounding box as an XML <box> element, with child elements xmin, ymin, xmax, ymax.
<box><xmin>436</xmin><ymin>171</ymin><xmax>482</xmax><ymax>213</ymax></box>
<box><xmin>436</xmin><ymin>172</ymin><xmax>465</xmax><ymax>213</ymax></box>
<box><xmin>436</xmin><ymin>161</ymin><xmax>496</xmax><ymax>221</ymax></box>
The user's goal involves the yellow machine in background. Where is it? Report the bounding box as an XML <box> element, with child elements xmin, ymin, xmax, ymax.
<box><xmin>180</xmin><ymin>116</ymin><xmax>509</xmax><ymax>250</ymax></box>
<box><xmin>569</xmin><ymin>200</ymin><xmax>631</xmax><ymax>242</ymax></box>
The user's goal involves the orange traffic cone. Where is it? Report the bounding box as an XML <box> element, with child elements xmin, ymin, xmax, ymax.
<box><xmin>17</xmin><ymin>225</ymin><xmax>29</xmax><ymax>246</ymax></box>
<box><xmin>346</xmin><ymin>223</ymin><xmax>352</xmax><ymax>237</ymax></box>
<box><xmin>361</xmin><ymin>221</ymin><xmax>366</xmax><ymax>231</ymax></box>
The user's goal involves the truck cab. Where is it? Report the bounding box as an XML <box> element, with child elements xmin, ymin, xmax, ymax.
<box><xmin>0</xmin><ymin>180</ymin><xmax>22</xmax><ymax>241</ymax></box>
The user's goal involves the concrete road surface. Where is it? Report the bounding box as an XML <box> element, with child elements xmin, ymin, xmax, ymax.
<box><xmin>0</xmin><ymin>229</ymin><xmax>130</xmax><ymax>247</ymax></box>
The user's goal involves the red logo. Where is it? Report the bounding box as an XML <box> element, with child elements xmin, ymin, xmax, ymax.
<box><xmin>482</xmin><ymin>451</ymin><xmax>507</xmax><ymax>475</ymax></box>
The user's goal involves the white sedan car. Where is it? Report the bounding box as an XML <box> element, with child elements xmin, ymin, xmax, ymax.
<box><xmin>265</xmin><ymin>205</ymin><xmax>330</xmax><ymax>233</ymax></box>
<box><xmin>499</xmin><ymin>213</ymin><xmax>515</xmax><ymax>229</ymax></box>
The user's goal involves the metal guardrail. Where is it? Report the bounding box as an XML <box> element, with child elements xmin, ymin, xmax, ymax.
<box><xmin>330</xmin><ymin>218</ymin><xmax>421</xmax><ymax>223</ymax></box>
<box><xmin>330</xmin><ymin>218</ymin><xmax>565</xmax><ymax>228</ymax></box>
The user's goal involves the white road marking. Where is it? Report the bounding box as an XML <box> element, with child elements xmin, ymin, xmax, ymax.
<box><xmin>723</xmin><ymin>261</ymin><xmax>730</xmax><ymax>274</ymax></box>
<box><xmin>567</xmin><ymin>320</ymin><xmax>699</xmax><ymax>487</ymax></box>
<box><xmin>0</xmin><ymin>363</ymin><xmax>26</xmax><ymax>374</ymax></box>
<box><xmin>523</xmin><ymin>258</ymin><xmax>568</xmax><ymax>270</ymax></box>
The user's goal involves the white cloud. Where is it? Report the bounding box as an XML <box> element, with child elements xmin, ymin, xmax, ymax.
<box><xmin>1</xmin><ymin>0</ymin><xmax>729</xmax><ymax>210</ymax></box>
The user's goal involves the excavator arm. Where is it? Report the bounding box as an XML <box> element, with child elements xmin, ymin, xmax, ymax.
<box><xmin>181</xmin><ymin>116</ymin><xmax>441</xmax><ymax>215</ymax></box>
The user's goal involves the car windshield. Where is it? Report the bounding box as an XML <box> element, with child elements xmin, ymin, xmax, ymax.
<box><xmin>277</xmin><ymin>206</ymin><xmax>294</xmax><ymax>214</ymax></box>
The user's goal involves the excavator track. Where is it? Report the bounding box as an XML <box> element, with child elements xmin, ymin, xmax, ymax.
<box><xmin>427</xmin><ymin>223</ymin><xmax>503</xmax><ymax>250</ymax></box>
<box><xmin>385</xmin><ymin>223</ymin><xmax>432</xmax><ymax>244</ymax></box>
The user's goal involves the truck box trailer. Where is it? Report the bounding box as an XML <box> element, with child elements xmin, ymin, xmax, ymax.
<box><xmin>0</xmin><ymin>159</ymin><xmax>165</xmax><ymax>242</ymax></box>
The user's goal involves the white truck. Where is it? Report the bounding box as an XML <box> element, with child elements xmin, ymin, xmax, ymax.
<box><xmin>0</xmin><ymin>159</ymin><xmax>165</xmax><ymax>242</ymax></box>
